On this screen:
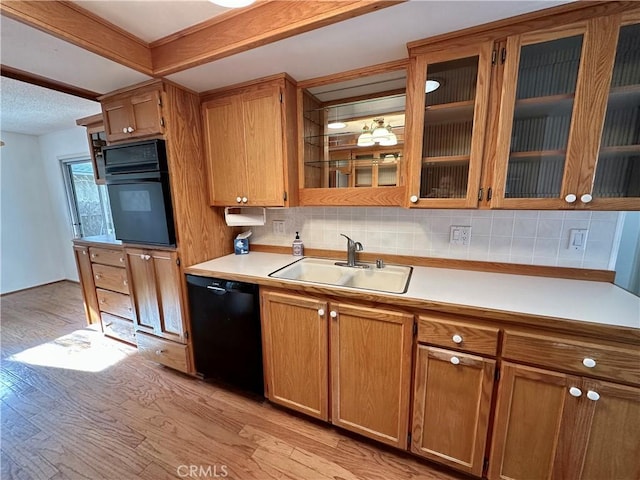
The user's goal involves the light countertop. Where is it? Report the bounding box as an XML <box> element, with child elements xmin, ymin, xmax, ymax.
<box><xmin>186</xmin><ymin>252</ymin><xmax>640</xmax><ymax>331</ymax></box>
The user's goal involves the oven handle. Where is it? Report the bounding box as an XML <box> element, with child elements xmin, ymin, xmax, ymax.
<box><xmin>106</xmin><ymin>171</ymin><xmax>164</xmax><ymax>184</ymax></box>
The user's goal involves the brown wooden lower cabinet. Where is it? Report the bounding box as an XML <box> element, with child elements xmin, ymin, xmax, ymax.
<box><xmin>126</xmin><ymin>248</ymin><xmax>186</xmax><ymax>343</ymax></box>
<box><xmin>73</xmin><ymin>245</ymin><xmax>100</xmax><ymax>325</ymax></box>
<box><xmin>261</xmin><ymin>291</ymin><xmax>329</xmax><ymax>420</ymax></box>
<box><xmin>488</xmin><ymin>362</ymin><xmax>640</xmax><ymax>480</ymax></box>
<box><xmin>260</xmin><ymin>289</ymin><xmax>414</xmax><ymax>449</ymax></box>
<box><xmin>411</xmin><ymin>345</ymin><xmax>495</xmax><ymax>477</ymax></box>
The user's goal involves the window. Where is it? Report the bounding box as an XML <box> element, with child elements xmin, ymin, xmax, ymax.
<box><xmin>61</xmin><ymin>159</ymin><xmax>113</xmax><ymax>238</ymax></box>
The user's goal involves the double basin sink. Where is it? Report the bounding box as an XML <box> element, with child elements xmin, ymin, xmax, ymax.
<box><xmin>269</xmin><ymin>257</ymin><xmax>412</xmax><ymax>294</ymax></box>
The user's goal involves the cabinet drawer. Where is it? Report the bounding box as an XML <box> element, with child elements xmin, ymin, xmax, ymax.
<box><xmin>100</xmin><ymin>312</ymin><xmax>136</xmax><ymax>345</ymax></box>
<box><xmin>96</xmin><ymin>288</ymin><xmax>134</xmax><ymax>320</ymax></box>
<box><xmin>92</xmin><ymin>264</ymin><xmax>129</xmax><ymax>294</ymax></box>
<box><xmin>417</xmin><ymin>315</ymin><xmax>500</xmax><ymax>357</ymax></box>
<box><xmin>503</xmin><ymin>331</ymin><xmax>640</xmax><ymax>386</ymax></box>
<box><xmin>136</xmin><ymin>332</ymin><xmax>190</xmax><ymax>373</ymax></box>
<box><xmin>89</xmin><ymin>247</ymin><xmax>125</xmax><ymax>267</ymax></box>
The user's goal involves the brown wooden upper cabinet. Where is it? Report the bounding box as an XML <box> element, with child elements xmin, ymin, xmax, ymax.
<box><xmin>405</xmin><ymin>43</ymin><xmax>493</xmax><ymax>208</ymax></box>
<box><xmin>76</xmin><ymin>113</ymin><xmax>107</xmax><ymax>184</ymax></box>
<box><xmin>101</xmin><ymin>87</ymin><xmax>164</xmax><ymax>143</ymax></box>
<box><xmin>403</xmin><ymin>5</ymin><xmax>639</xmax><ymax>210</ymax></box>
<box><xmin>201</xmin><ymin>75</ymin><xmax>298</xmax><ymax>207</ymax></box>
<box><xmin>298</xmin><ymin>67</ymin><xmax>408</xmax><ymax>206</ymax></box>
<box><xmin>491</xmin><ymin>13</ymin><xmax>640</xmax><ymax>210</ymax></box>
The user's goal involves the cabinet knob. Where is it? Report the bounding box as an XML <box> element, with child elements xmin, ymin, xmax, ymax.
<box><xmin>586</xmin><ymin>390</ymin><xmax>600</xmax><ymax>401</ymax></box>
<box><xmin>140</xmin><ymin>254</ymin><xmax>145</xmax><ymax>259</ymax></box>
<box><xmin>242</xmin><ymin>197</ymin><xmax>248</xmax><ymax>204</ymax></box>
<box><xmin>452</xmin><ymin>334</ymin><xmax>463</xmax><ymax>344</ymax></box>
<box><xmin>95</xmin><ymin>274</ymin><xmax>101</xmax><ymax>280</ymax></box>
<box><xmin>91</xmin><ymin>253</ymin><xmax>97</xmax><ymax>259</ymax></box>
<box><xmin>119</xmin><ymin>258</ymin><xmax>124</xmax><ymax>263</ymax></box>
<box><xmin>564</xmin><ymin>194</ymin><xmax>577</xmax><ymax>203</ymax></box>
<box><xmin>122</xmin><ymin>127</ymin><xmax>128</xmax><ymax>134</ymax></box>
<box><xmin>123</xmin><ymin>280</ymin><xmax>128</xmax><ymax>286</ymax></box>
<box><xmin>318</xmin><ymin>308</ymin><xmax>325</xmax><ymax>316</ymax></box>
<box><xmin>155</xmin><ymin>349</ymin><xmax>166</xmax><ymax>355</ymax></box>
<box><xmin>330</xmin><ymin>311</ymin><xmax>338</xmax><ymax>319</ymax></box>
<box><xmin>82</xmin><ymin>250</ymin><xmax>86</xmax><ymax>255</ymax></box>
<box><xmin>236</xmin><ymin>196</ymin><xmax>242</xmax><ymax>203</ymax></box>
<box><xmin>410</xmin><ymin>195</ymin><xmax>419</xmax><ymax>203</ymax></box>
<box><xmin>569</xmin><ymin>387</ymin><xmax>582</xmax><ymax>397</ymax></box>
<box><xmin>127</xmin><ymin>126</ymin><xmax>134</xmax><ymax>133</ymax></box>
<box><xmin>145</xmin><ymin>255</ymin><xmax>151</xmax><ymax>260</ymax></box>
<box><xmin>582</xmin><ymin>358</ymin><xmax>596</xmax><ymax>368</ymax></box>
<box><xmin>450</xmin><ymin>356</ymin><xmax>460</xmax><ymax>365</ymax></box>
<box><xmin>100</xmin><ymin>299</ymin><xmax>105</xmax><ymax>304</ymax></box>
<box><xmin>580</xmin><ymin>193</ymin><xmax>593</xmax><ymax>204</ymax></box>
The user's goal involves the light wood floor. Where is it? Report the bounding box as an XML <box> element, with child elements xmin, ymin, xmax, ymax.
<box><xmin>1</xmin><ymin>281</ymin><xmax>468</xmax><ymax>480</ymax></box>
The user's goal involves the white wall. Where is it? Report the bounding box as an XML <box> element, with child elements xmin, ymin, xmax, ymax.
<box><xmin>251</xmin><ymin>207</ymin><xmax>622</xmax><ymax>270</ymax></box>
<box><xmin>614</xmin><ymin>211</ymin><xmax>640</xmax><ymax>294</ymax></box>
<box><xmin>0</xmin><ymin>132</ymin><xmax>66</xmax><ymax>293</ymax></box>
<box><xmin>38</xmin><ymin>127</ymin><xmax>91</xmax><ymax>282</ymax></box>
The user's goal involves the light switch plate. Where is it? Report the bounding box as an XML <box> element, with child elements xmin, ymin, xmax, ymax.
<box><xmin>272</xmin><ymin>220</ymin><xmax>286</xmax><ymax>236</ymax></box>
<box><xmin>450</xmin><ymin>225</ymin><xmax>471</xmax><ymax>246</ymax></box>
<box><xmin>568</xmin><ymin>228</ymin><xmax>588</xmax><ymax>251</ymax></box>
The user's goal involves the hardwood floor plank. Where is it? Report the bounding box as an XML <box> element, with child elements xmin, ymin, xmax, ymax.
<box><xmin>0</xmin><ymin>281</ymin><xmax>470</xmax><ymax>480</ymax></box>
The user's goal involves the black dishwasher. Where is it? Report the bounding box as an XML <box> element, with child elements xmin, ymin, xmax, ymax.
<box><xmin>186</xmin><ymin>274</ymin><xmax>264</xmax><ymax>396</ymax></box>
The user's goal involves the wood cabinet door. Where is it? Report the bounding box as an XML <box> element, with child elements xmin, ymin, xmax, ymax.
<box><xmin>330</xmin><ymin>302</ymin><xmax>413</xmax><ymax>449</ymax></box>
<box><xmin>102</xmin><ymin>98</ymin><xmax>132</xmax><ymax>142</ymax></box>
<box><xmin>405</xmin><ymin>42</ymin><xmax>493</xmax><ymax>208</ymax></box>
<box><xmin>242</xmin><ymin>86</ymin><xmax>285</xmax><ymax>206</ymax></box>
<box><xmin>129</xmin><ymin>89</ymin><xmax>163</xmax><ymax>138</ymax></box>
<box><xmin>73</xmin><ymin>245</ymin><xmax>100</xmax><ymax>326</ymax></box>
<box><xmin>86</xmin><ymin>124</ymin><xmax>106</xmax><ymax>184</ymax></box>
<box><xmin>126</xmin><ymin>248</ymin><xmax>186</xmax><ymax>343</ymax></box>
<box><xmin>488</xmin><ymin>362</ymin><xmax>579</xmax><ymax>480</ymax></box>
<box><xmin>260</xmin><ymin>290</ymin><xmax>328</xmax><ymax>420</ymax></box>
<box><xmin>411</xmin><ymin>346</ymin><xmax>495</xmax><ymax>477</ymax></box>
<box><xmin>570</xmin><ymin>379</ymin><xmax>640</xmax><ymax>480</ymax></box>
<box><xmin>126</xmin><ymin>248</ymin><xmax>160</xmax><ymax>336</ymax></box>
<box><xmin>150</xmin><ymin>249</ymin><xmax>185</xmax><ymax>343</ymax></box>
<box><xmin>202</xmin><ymin>95</ymin><xmax>248</xmax><ymax>206</ymax></box>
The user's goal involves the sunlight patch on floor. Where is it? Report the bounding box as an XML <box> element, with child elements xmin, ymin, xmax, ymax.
<box><xmin>8</xmin><ymin>328</ymin><xmax>133</xmax><ymax>372</ymax></box>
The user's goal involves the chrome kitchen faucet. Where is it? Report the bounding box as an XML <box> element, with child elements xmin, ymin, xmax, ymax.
<box><xmin>336</xmin><ymin>234</ymin><xmax>369</xmax><ymax>268</ymax></box>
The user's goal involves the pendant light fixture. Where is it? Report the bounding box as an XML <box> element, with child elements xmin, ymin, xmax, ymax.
<box><xmin>357</xmin><ymin>118</ymin><xmax>397</xmax><ymax>147</ymax></box>
<box><xmin>209</xmin><ymin>0</ymin><xmax>256</xmax><ymax>8</ymax></box>
<box><xmin>425</xmin><ymin>79</ymin><xmax>441</xmax><ymax>93</ymax></box>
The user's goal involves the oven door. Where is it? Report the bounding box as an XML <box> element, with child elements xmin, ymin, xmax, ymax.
<box><xmin>106</xmin><ymin>171</ymin><xmax>176</xmax><ymax>246</ymax></box>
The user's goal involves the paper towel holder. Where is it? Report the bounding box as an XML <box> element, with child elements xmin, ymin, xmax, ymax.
<box><xmin>224</xmin><ymin>207</ymin><xmax>266</xmax><ymax>226</ymax></box>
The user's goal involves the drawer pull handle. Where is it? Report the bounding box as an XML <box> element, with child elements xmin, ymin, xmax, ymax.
<box><xmin>582</xmin><ymin>358</ymin><xmax>596</xmax><ymax>368</ymax></box>
<box><xmin>586</xmin><ymin>390</ymin><xmax>600</xmax><ymax>401</ymax></box>
<box><xmin>569</xmin><ymin>387</ymin><xmax>582</xmax><ymax>397</ymax></box>
<box><xmin>330</xmin><ymin>311</ymin><xmax>338</xmax><ymax>319</ymax></box>
<box><xmin>104</xmin><ymin>322</ymin><xmax>112</xmax><ymax>327</ymax></box>
<box><xmin>450</xmin><ymin>356</ymin><xmax>460</xmax><ymax>365</ymax></box>
<box><xmin>155</xmin><ymin>349</ymin><xmax>166</xmax><ymax>355</ymax></box>
<box><xmin>95</xmin><ymin>274</ymin><xmax>101</xmax><ymax>280</ymax></box>
<box><xmin>318</xmin><ymin>308</ymin><xmax>325</xmax><ymax>316</ymax></box>
<box><xmin>452</xmin><ymin>334</ymin><xmax>463</xmax><ymax>344</ymax></box>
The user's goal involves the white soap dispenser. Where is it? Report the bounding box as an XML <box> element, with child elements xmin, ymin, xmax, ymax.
<box><xmin>292</xmin><ymin>231</ymin><xmax>304</xmax><ymax>256</ymax></box>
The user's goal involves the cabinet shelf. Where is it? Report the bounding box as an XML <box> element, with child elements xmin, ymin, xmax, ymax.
<box><xmin>422</xmin><ymin>155</ymin><xmax>470</xmax><ymax>164</ymax></box>
<box><xmin>305</xmin><ymin>158</ymin><xmax>400</xmax><ymax>167</ymax></box>
<box><xmin>425</xmin><ymin>100</ymin><xmax>475</xmax><ymax>123</ymax></box>
<box><xmin>513</xmin><ymin>94</ymin><xmax>574</xmax><ymax>118</ymax></box>
<box><xmin>509</xmin><ymin>150</ymin><xmax>566</xmax><ymax>158</ymax></box>
<box><xmin>600</xmin><ymin>145</ymin><xmax>640</xmax><ymax>156</ymax></box>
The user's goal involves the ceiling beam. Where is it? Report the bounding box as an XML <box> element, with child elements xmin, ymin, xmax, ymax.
<box><xmin>1</xmin><ymin>64</ymin><xmax>100</xmax><ymax>100</ymax></box>
<box><xmin>0</xmin><ymin>1</ymin><xmax>153</xmax><ymax>75</ymax></box>
<box><xmin>150</xmin><ymin>1</ymin><xmax>403</xmax><ymax>76</ymax></box>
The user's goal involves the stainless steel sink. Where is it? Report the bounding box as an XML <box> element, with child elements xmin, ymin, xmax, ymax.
<box><xmin>268</xmin><ymin>257</ymin><xmax>412</xmax><ymax>294</ymax></box>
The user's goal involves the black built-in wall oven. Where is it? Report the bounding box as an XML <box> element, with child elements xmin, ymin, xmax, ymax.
<box><xmin>104</xmin><ymin>139</ymin><xmax>176</xmax><ymax>246</ymax></box>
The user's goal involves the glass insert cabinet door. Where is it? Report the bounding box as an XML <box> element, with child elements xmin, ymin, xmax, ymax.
<box><xmin>585</xmin><ymin>20</ymin><xmax>640</xmax><ymax>209</ymax></box>
<box><xmin>492</xmin><ymin>17</ymin><xmax>640</xmax><ymax>210</ymax></box>
<box><xmin>406</xmin><ymin>43</ymin><xmax>493</xmax><ymax>208</ymax></box>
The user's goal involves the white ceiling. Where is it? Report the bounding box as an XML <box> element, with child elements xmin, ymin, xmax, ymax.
<box><xmin>0</xmin><ymin>0</ymin><xmax>572</xmax><ymax>135</ymax></box>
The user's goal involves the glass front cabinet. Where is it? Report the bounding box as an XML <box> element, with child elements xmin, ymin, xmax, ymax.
<box><xmin>491</xmin><ymin>13</ymin><xmax>640</xmax><ymax>210</ymax></box>
<box><xmin>298</xmin><ymin>68</ymin><xmax>407</xmax><ymax>206</ymax></box>
<box><xmin>402</xmin><ymin>7</ymin><xmax>639</xmax><ymax>211</ymax></box>
<box><xmin>405</xmin><ymin>43</ymin><xmax>494</xmax><ymax>208</ymax></box>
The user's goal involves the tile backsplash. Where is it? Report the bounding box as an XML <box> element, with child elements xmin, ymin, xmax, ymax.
<box><xmin>249</xmin><ymin>208</ymin><xmax>621</xmax><ymax>270</ymax></box>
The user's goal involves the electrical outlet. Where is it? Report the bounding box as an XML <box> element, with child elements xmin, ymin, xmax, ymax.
<box><xmin>272</xmin><ymin>220</ymin><xmax>286</xmax><ymax>236</ymax></box>
<box><xmin>450</xmin><ymin>225</ymin><xmax>471</xmax><ymax>246</ymax></box>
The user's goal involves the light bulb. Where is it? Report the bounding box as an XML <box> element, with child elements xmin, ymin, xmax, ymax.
<box><xmin>425</xmin><ymin>79</ymin><xmax>441</xmax><ymax>93</ymax></box>
<box><xmin>357</xmin><ymin>126</ymin><xmax>375</xmax><ymax>147</ymax></box>
<box><xmin>328</xmin><ymin>121</ymin><xmax>346</xmax><ymax>129</ymax></box>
